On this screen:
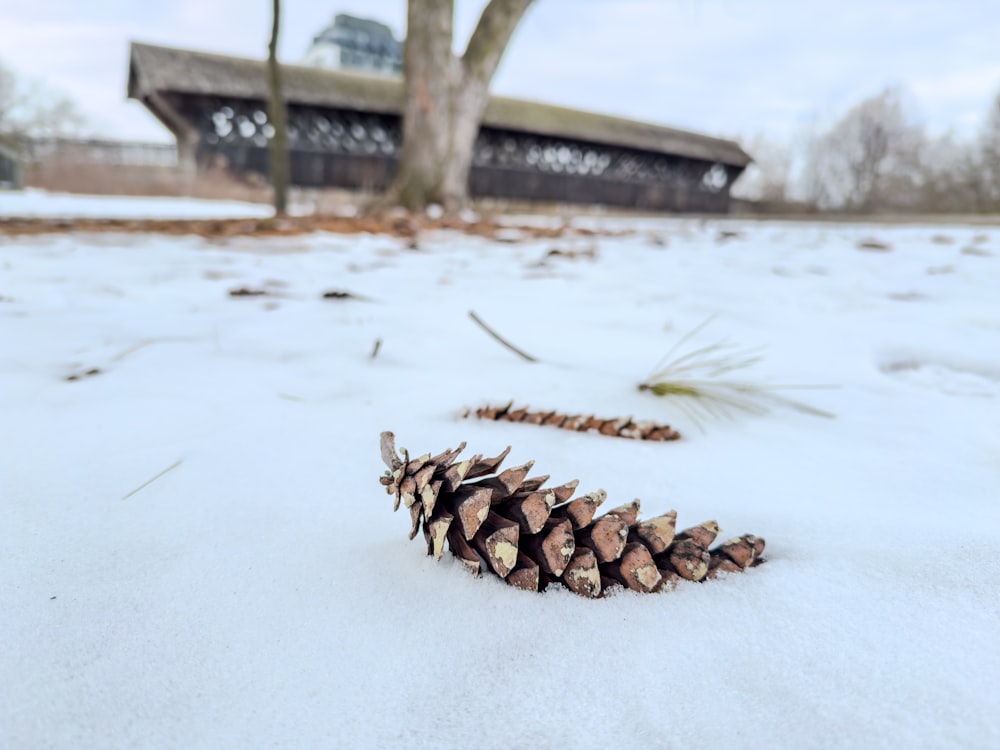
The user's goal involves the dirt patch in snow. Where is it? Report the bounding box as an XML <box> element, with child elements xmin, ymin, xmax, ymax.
<box><xmin>0</xmin><ymin>213</ymin><xmax>630</xmax><ymax>241</ymax></box>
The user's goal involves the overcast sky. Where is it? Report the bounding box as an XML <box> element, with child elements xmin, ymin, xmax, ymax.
<box><xmin>2</xmin><ymin>0</ymin><xmax>998</xmax><ymax>145</ymax></box>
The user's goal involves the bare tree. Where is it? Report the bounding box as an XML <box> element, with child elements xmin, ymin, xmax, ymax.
<box><xmin>0</xmin><ymin>64</ymin><xmax>18</xmax><ymax>144</ymax></box>
<box><xmin>730</xmin><ymin>86</ymin><xmax>1000</xmax><ymax>216</ymax></box>
<box><xmin>266</xmin><ymin>0</ymin><xmax>290</xmax><ymax>215</ymax></box>
<box><xmin>921</xmin><ymin>90</ymin><xmax>1000</xmax><ymax>213</ymax></box>
<box><xmin>915</xmin><ymin>133</ymin><xmax>982</xmax><ymax>213</ymax></box>
<box><xmin>809</xmin><ymin>87</ymin><xmax>923</xmax><ymax>212</ymax></box>
<box><xmin>0</xmin><ymin>60</ymin><xmax>87</xmax><ymax>149</ymax></box>
<box><xmin>382</xmin><ymin>0</ymin><xmax>535</xmax><ymax>213</ymax></box>
<box><xmin>977</xmin><ymin>92</ymin><xmax>1000</xmax><ymax>211</ymax></box>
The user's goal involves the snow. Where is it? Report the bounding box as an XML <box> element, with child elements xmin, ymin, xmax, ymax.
<box><xmin>0</xmin><ymin>188</ymin><xmax>273</xmax><ymax>220</ymax></box>
<box><xmin>2</xmin><ymin>194</ymin><xmax>999</xmax><ymax>749</ymax></box>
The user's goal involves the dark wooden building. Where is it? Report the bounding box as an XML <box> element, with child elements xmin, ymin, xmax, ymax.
<box><xmin>127</xmin><ymin>42</ymin><xmax>751</xmax><ymax>212</ymax></box>
<box><xmin>0</xmin><ymin>143</ymin><xmax>22</xmax><ymax>189</ymax></box>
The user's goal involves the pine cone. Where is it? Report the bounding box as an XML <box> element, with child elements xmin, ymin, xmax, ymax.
<box><xmin>467</xmin><ymin>402</ymin><xmax>681</xmax><ymax>441</ymax></box>
<box><xmin>379</xmin><ymin>432</ymin><xmax>764</xmax><ymax>597</ymax></box>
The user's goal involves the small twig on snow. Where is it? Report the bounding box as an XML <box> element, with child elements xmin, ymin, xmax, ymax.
<box><xmin>468</xmin><ymin>310</ymin><xmax>538</xmax><ymax>363</ymax></box>
<box><xmin>122</xmin><ymin>459</ymin><xmax>183</xmax><ymax>500</ymax></box>
<box><xmin>112</xmin><ymin>337</ymin><xmax>199</xmax><ymax>363</ymax></box>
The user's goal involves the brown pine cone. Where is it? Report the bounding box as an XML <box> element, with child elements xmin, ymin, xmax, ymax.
<box><xmin>466</xmin><ymin>403</ymin><xmax>681</xmax><ymax>441</ymax></box>
<box><xmin>379</xmin><ymin>432</ymin><xmax>764</xmax><ymax>597</ymax></box>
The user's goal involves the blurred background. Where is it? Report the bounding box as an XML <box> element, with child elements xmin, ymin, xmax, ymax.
<box><xmin>2</xmin><ymin>0</ymin><xmax>999</xmax><ymax>215</ymax></box>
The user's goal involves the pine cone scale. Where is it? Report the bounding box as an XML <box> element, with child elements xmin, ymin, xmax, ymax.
<box><xmin>550</xmin><ymin>489</ymin><xmax>606</xmax><ymax>529</ymax></box>
<box><xmin>464</xmin><ymin>446</ymin><xmax>512</xmax><ymax>480</ymax></box>
<box><xmin>606</xmin><ymin>499</ymin><xmax>641</xmax><ymax>527</ymax></box>
<box><xmin>474</xmin><ymin>512</ymin><xmax>520</xmax><ymax>578</ymax></box>
<box><xmin>522</xmin><ymin>518</ymin><xmax>575</xmax><ymax>576</ymax></box>
<box><xmin>602</xmin><ymin>542</ymin><xmax>662</xmax><ymax>593</ymax></box>
<box><xmin>576</xmin><ymin>513</ymin><xmax>629</xmax><ymax>564</ymax></box>
<box><xmin>508</xmin><ymin>553</ymin><xmax>541</xmax><ymax>592</ymax></box>
<box><xmin>562</xmin><ymin>548</ymin><xmax>602</xmax><ymax>598</ymax></box>
<box><xmin>440</xmin><ymin>459</ymin><xmax>473</xmax><ymax>493</ymax></box>
<box><xmin>496</xmin><ymin>490</ymin><xmax>554</xmax><ymax>534</ymax></box>
<box><xmin>675</xmin><ymin>521</ymin><xmax>721</xmax><ymax>549</ymax></box>
<box><xmin>448</xmin><ymin>486</ymin><xmax>492</xmax><ymax>540</ymax></box>
<box><xmin>631</xmin><ymin>511</ymin><xmax>678</xmax><ymax>554</ymax></box>
<box><xmin>425</xmin><ymin>512</ymin><xmax>453</xmax><ymax>560</ymax></box>
<box><xmin>407</xmin><ymin>501</ymin><xmax>423</xmax><ymax>540</ymax></box>
<box><xmin>664</xmin><ymin>538</ymin><xmax>711</xmax><ymax>581</ymax></box>
<box><xmin>516</xmin><ymin>474</ymin><xmax>550</xmax><ymax>493</ymax></box>
<box><xmin>446</xmin><ymin>525</ymin><xmax>481</xmax><ymax>573</ymax></box>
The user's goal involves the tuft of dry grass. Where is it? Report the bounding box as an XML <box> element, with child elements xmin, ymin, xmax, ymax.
<box><xmin>638</xmin><ymin>319</ymin><xmax>836</xmax><ymax>428</ymax></box>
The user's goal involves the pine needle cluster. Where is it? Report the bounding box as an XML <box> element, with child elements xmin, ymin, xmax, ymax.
<box><xmin>638</xmin><ymin>319</ymin><xmax>836</xmax><ymax>427</ymax></box>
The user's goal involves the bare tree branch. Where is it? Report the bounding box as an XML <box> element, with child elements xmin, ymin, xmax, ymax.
<box><xmin>461</xmin><ymin>0</ymin><xmax>535</xmax><ymax>84</ymax></box>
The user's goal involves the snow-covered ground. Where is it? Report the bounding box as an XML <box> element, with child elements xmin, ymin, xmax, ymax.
<box><xmin>0</xmin><ymin>188</ymin><xmax>273</xmax><ymax>220</ymax></box>
<box><xmin>2</xmin><ymin>195</ymin><xmax>999</xmax><ymax>749</ymax></box>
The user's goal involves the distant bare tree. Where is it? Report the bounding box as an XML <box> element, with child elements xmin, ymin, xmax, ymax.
<box><xmin>266</xmin><ymin>0</ymin><xmax>290</xmax><ymax>215</ymax></box>
<box><xmin>977</xmin><ymin>92</ymin><xmax>1000</xmax><ymax>211</ymax></box>
<box><xmin>914</xmin><ymin>134</ymin><xmax>982</xmax><ymax>213</ymax></box>
<box><xmin>0</xmin><ymin>60</ymin><xmax>87</xmax><ymax>149</ymax></box>
<box><xmin>896</xmin><ymin>92</ymin><xmax>1000</xmax><ymax>214</ymax></box>
<box><xmin>809</xmin><ymin>87</ymin><xmax>924</xmax><ymax>212</ymax></box>
<box><xmin>729</xmin><ymin>86</ymin><xmax>1000</xmax><ymax>216</ymax></box>
<box><xmin>797</xmin><ymin>129</ymin><xmax>831</xmax><ymax>210</ymax></box>
<box><xmin>0</xmin><ymin>64</ymin><xmax>17</xmax><ymax>142</ymax></box>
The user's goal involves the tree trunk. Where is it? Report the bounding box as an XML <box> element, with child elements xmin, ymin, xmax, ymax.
<box><xmin>385</xmin><ymin>0</ymin><xmax>534</xmax><ymax>213</ymax></box>
<box><xmin>266</xmin><ymin>0</ymin><xmax>290</xmax><ymax>215</ymax></box>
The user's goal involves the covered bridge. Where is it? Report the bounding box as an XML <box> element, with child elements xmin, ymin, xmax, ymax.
<box><xmin>0</xmin><ymin>143</ymin><xmax>21</xmax><ymax>189</ymax></box>
<box><xmin>127</xmin><ymin>42</ymin><xmax>751</xmax><ymax>212</ymax></box>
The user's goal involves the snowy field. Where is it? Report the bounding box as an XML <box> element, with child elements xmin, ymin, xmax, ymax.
<box><xmin>0</xmin><ymin>188</ymin><xmax>273</xmax><ymax>220</ymax></box>
<box><xmin>2</xmin><ymin>194</ymin><xmax>999</xmax><ymax>749</ymax></box>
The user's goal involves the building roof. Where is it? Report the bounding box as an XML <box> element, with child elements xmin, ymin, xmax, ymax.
<box><xmin>315</xmin><ymin>13</ymin><xmax>400</xmax><ymax>45</ymax></box>
<box><xmin>305</xmin><ymin>13</ymin><xmax>402</xmax><ymax>72</ymax></box>
<box><xmin>127</xmin><ymin>42</ymin><xmax>751</xmax><ymax>168</ymax></box>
